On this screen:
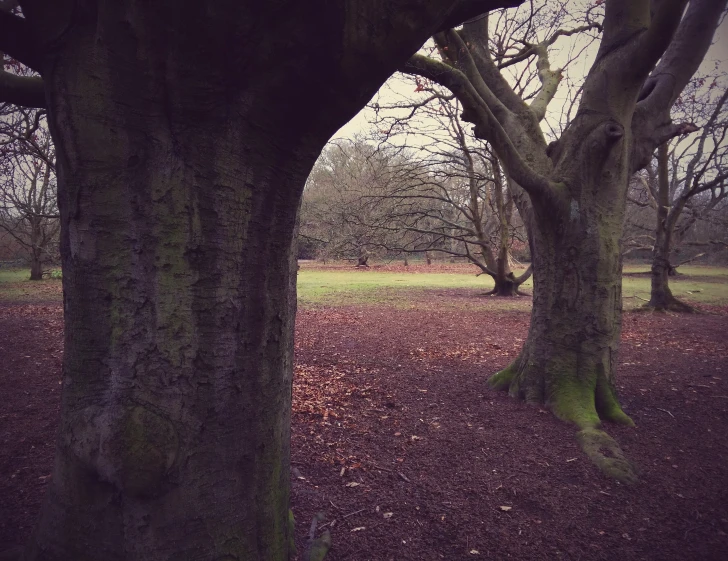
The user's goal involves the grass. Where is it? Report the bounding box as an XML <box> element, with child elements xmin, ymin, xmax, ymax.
<box><xmin>297</xmin><ymin>264</ymin><xmax>728</xmax><ymax>310</ymax></box>
<box><xmin>296</xmin><ymin>266</ymin><xmax>533</xmax><ymax>310</ymax></box>
<box><xmin>0</xmin><ymin>268</ymin><xmax>32</xmax><ymax>283</ymax></box>
<box><xmin>2</xmin><ymin>264</ymin><xmax>727</xmax><ymax>310</ymax></box>
<box><xmin>0</xmin><ymin>268</ymin><xmax>63</xmax><ymax>303</ymax></box>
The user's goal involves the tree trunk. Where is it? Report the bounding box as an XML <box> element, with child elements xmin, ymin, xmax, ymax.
<box><xmin>489</xmin><ymin>272</ymin><xmax>519</xmax><ymax>296</ymax></box>
<box><xmin>483</xmin><ymin>158</ymin><xmax>530</xmax><ymax>297</ymax></box>
<box><xmin>26</xmin><ymin>22</ymin><xmax>326</xmax><ymax>561</ymax></box>
<box><xmin>648</xmin><ymin>237</ymin><xmax>693</xmax><ymax>312</ymax></box>
<box><xmin>646</xmin><ymin>145</ymin><xmax>694</xmax><ymax>312</ymax></box>
<box><xmin>29</xmin><ymin>251</ymin><xmax>43</xmax><ymax>281</ymax></box>
<box><xmin>488</xmin><ymin>119</ymin><xmax>636</xmax><ymax>483</ymax></box>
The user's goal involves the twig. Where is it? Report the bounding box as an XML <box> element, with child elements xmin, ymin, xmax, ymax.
<box><xmin>319</xmin><ymin>508</ymin><xmax>366</xmax><ymax>531</ymax></box>
<box><xmin>308</xmin><ymin>513</ymin><xmax>323</xmax><ymax>541</ymax></box>
<box><xmin>329</xmin><ymin>500</ymin><xmax>342</xmax><ymax>511</ymax></box>
<box><xmin>372</xmin><ymin>464</ymin><xmax>393</xmax><ymax>473</ymax></box>
<box><xmin>688</xmin><ymin>383</ymin><xmax>711</xmax><ymax>389</ymax></box>
<box><xmin>397</xmin><ymin>472</ymin><xmax>411</xmax><ymax>483</ymax></box>
<box><xmin>711</xmin><ymin>395</ymin><xmax>728</xmax><ymax>399</ymax></box>
<box><xmin>655</xmin><ymin>407</ymin><xmax>674</xmax><ymax>418</ymax></box>
<box><xmin>342</xmin><ymin>508</ymin><xmax>366</xmax><ymax>520</ymax></box>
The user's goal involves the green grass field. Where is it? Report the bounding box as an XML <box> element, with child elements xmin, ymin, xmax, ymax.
<box><xmin>2</xmin><ymin>264</ymin><xmax>727</xmax><ymax>309</ymax></box>
<box><xmin>296</xmin><ymin>264</ymin><xmax>728</xmax><ymax>310</ymax></box>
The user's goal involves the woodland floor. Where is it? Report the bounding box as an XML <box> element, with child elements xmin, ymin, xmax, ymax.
<box><xmin>1</xmin><ymin>269</ymin><xmax>728</xmax><ymax>560</ymax></box>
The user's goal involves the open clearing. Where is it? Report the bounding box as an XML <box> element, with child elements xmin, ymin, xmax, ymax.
<box><xmin>1</xmin><ymin>263</ymin><xmax>727</xmax><ymax>559</ymax></box>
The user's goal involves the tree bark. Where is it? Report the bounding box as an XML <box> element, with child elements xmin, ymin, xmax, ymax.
<box><xmin>26</xmin><ymin>13</ymin><xmax>316</xmax><ymax>561</ymax></box>
<box><xmin>30</xmin><ymin>96</ymin><xmax>303</xmax><ymax>561</ymax></box>
<box><xmin>29</xmin><ymin>249</ymin><xmax>43</xmax><ymax>280</ymax></box>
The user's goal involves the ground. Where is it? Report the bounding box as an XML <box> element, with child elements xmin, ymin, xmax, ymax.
<box><xmin>1</xmin><ymin>263</ymin><xmax>727</xmax><ymax>560</ymax></box>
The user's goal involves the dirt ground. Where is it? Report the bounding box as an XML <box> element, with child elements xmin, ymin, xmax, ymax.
<box><xmin>1</xmin><ymin>282</ymin><xmax>727</xmax><ymax>560</ymax></box>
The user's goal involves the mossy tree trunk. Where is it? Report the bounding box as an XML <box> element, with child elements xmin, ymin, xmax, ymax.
<box><xmin>489</xmin><ymin>119</ymin><xmax>633</xmax><ymax>431</ymax></box>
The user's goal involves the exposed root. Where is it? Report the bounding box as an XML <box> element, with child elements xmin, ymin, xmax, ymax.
<box><xmin>577</xmin><ymin>428</ymin><xmax>638</xmax><ymax>484</ymax></box>
<box><xmin>488</xmin><ymin>358</ymin><xmax>637</xmax><ymax>482</ymax></box>
<box><xmin>642</xmin><ymin>297</ymin><xmax>699</xmax><ymax>314</ymax></box>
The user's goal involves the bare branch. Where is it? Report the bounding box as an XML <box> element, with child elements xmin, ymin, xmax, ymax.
<box><xmin>0</xmin><ymin>70</ymin><xmax>44</xmax><ymax>108</ymax></box>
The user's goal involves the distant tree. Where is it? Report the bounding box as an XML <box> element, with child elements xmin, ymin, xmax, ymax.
<box><xmin>300</xmin><ymin>139</ymin><xmax>406</xmax><ymax>264</ymax></box>
<box><xmin>369</xmin><ymin>91</ymin><xmax>532</xmax><ymax>294</ymax></box>
<box><xmin>402</xmin><ymin>0</ymin><xmax>726</xmax><ymax>481</ymax></box>
<box><xmin>0</xmin><ymin>104</ymin><xmax>58</xmax><ymax>279</ymax></box>
<box><xmin>625</xmin><ymin>84</ymin><xmax>728</xmax><ymax>311</ymax></box>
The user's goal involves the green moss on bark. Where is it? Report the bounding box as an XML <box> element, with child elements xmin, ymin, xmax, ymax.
<box><xmin>548</xmin><ymin>374</ymin><xmax>601</xmax><ymax>430</ymax></box>
<box><xmin>488</xmin><ymin>360</ymin><xmax>517</xmax><ymax>391</ymax></box>
<box><xmin>595</xmin><ymin>376</ymin><xmax>634</xmax><ymax>426</ymax></box>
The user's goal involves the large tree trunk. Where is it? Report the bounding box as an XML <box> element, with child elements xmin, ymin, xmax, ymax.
<box><xmin>1</xmin><ymin>1</ymin><xmax>527</xmax><ymax>559</ymax></box>
<box><xmin>26</xmin><ymin>18</ymin><xmax>323</xmax><ymax>561</ymax></box>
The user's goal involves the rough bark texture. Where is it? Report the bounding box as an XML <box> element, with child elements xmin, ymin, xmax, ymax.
<box><xmin>489</xmin><ymin>117</ymin><xmax>635</xmax><ymax>420</ymax></box>
<box><xmin>4</xmin><ymin>1</ymin><xmax>520</xmax><ymax>559</ymax></box>
<box><xmin>28</xmin><ymin>21</ymin><xmax>307</xmax><ymax>561</ymax></box>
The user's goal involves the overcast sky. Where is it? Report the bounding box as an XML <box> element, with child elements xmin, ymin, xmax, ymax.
<box><xmin>333</xmin><ymin>6</ymin><xmax>728</xmax><ymax>143</ymax></box>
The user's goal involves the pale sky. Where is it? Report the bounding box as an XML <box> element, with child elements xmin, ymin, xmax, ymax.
<box><xmin>333</xmin><ymin>7</ymin><xmax>728</xmax><ymax>143</ymax></box>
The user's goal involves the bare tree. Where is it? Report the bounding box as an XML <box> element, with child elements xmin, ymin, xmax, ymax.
<box><xmin>401</xmin><ymin>0</ymin><xmax>726</xmax><ymax>481</ymax></box>
<box><xmin>368</xmin><ymin>90</ymin><xmax>532</xmax><ymax>294</ymax></box>
<box><xmin>0</xmin><ymin>103</ymin><xmax>59</xmax><ymax>279</ymax></box>
<box><xmin>300</xmin><ymin>139</ymin><xmax>409</xmax><ymax>264</ymax></box>
<box><xmin>625</xmin><ymin>83</ymin><xmax>728</xmax><ymax>311</ymax></box>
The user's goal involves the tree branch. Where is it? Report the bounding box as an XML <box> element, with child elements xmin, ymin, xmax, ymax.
<box><xmin>0</xmin><ymin>70</ymin><xmax>45</xmax><ymax>108</ymax></box>
<box><xmin>437</xmin><ymin>0</ymin><xmax>523</xmax><ymax>33</ymax></box>
<box><xmin>404</xmin><ymin>54</ymin><xmax>558</xmax><ymax>205</ymax></box>
<box><xmin>637</xmin><ymin>0</ymin><xmax>727</xmax><ymax>117</ymax></box>
<box><xmin>0</xmin><ymin>9</ymin><xmax>41</xmax><ymax>71</ymax></box>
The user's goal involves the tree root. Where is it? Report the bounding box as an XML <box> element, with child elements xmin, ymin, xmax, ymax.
<box><xmin>487</xmin><ymin>362</ymin><xmax>516</xmax><ymax>391</ymax></box>
<box><xmin>576</xmin><ymin>428</ymin><xmax>638</xmax><ymax>484</ymax></box>
<box><xmin>488</xmin><ymin>359</ymin><xmax>638</xmax><ymax>483</ymax></box>
<box><xmin>641</xmin><ymin>297</ymin><xmax>699</xmax><ymax>314</ymax></box>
